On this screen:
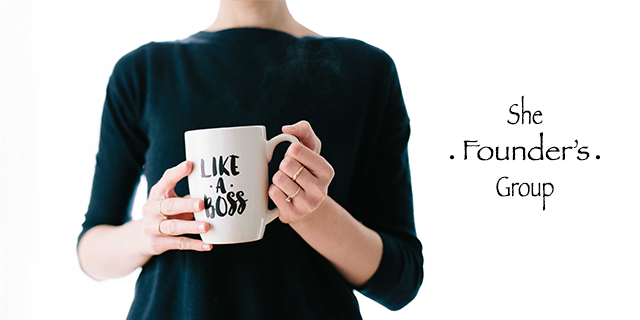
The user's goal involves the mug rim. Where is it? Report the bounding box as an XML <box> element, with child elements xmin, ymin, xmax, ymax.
<box><xmin>184</xmin><ymin>125</ymin><xmax>266</xmax><ymax>135</ymax></box>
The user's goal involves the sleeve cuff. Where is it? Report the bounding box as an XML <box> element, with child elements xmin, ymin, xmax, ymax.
<box><xmin>357</xmin><ymin>230</ymin><xmax>422</xmax><ymax>310</ymax></box>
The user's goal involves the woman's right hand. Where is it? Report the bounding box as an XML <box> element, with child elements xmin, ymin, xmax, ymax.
<box><xmin>138</xmin><ymin>160</ymin><xmax>212</xmax><ymax>255</ymax></box>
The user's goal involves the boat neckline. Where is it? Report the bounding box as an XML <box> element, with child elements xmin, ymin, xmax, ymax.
<box><xmin>195</xmin><ymin>27</ymin><xmax>327</xmax><ymax>40</ymax></box>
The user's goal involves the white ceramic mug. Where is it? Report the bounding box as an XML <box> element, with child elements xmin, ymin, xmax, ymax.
<box><xmin>184</xmin><ymin>126</ymin><xmax>298</xmax><ymax>244</ymax></box>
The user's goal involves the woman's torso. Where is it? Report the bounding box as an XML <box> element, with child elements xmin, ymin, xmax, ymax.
<box><xmin>92</xmin><ymin>28</ymin><xmax>400</xmax><ymax>319</ymax></box>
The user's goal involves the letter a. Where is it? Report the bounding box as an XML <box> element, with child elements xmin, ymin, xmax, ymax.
<box><xmin>216</xmin><ymin>177</ymin><xmax>227</xmax><ymax>194</ymax></box>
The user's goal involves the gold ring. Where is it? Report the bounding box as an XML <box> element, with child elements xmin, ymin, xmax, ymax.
<box><xmin>285</xmin><ymin>186</ymin><xmax>301</xmax><ymax>203</ymax></box>
<box><xmin>292</xmin><ymin>165</ymin><xmax>305</xmax><ymax>182</ymax></box>
<box><xmin>158</xmin><ymin>199</ymin><xmax>167</xmax><ymax>218</ymax></box>
<box><xmin>157</xmin><ymin>219</ymin><xmax>168</xmax><ymax>236</ymax></box>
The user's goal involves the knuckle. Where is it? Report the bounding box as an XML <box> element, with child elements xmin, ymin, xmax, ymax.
<box><xmin>289</xmin><ymin>143</ymin><xmax>302</xmax><ymax>157</ymax></box>
<box><xmin>176</xmin><ymin>237</ymin><xmax>186</xmax><ymax>250</ymax></box>
<box><xmin>268</xmin><ymin>185</ymin><xmax>279</xmax><ymax>198</ymax></box>
<box><xmin>279</xmin><ymin>157</ymin><xmax>293</xmax><ymax>171</ymax></box>
<box><xmin>300</xmin><ymin>120</ymin><xmax>311</xmax><ymax>132</ymax></box>
<box><xmin>193</xmin><ymin>223</ymin><xmax>202</xmax><ymax>234</ymax></box>
<box><xmin>163</xmin><ymin>199</ymin><xmax>174</xmax><ymax>214</ymax></box>
<box><xmin>167</xmin><ymin>220</ymin><xmax>176</xmax><ymax>235</ymax></box>
<box><xmin>328</xmin><ymin>165</ymin><xmax>336</xmax><ymax>181</ymax></box>
<box><xmin>148</xmin><ymin>237</ymin><xmax>161</xmax><ymax>253</ymax></box>
<box><xmin>273</xmin><ymin>171</ymin><xmax>284</xmax><ymax>184</ymax></box>
<box><xmin>321</xmin><ymin>162</ymin><xmax>335</xmax><ymax>182</ymax></box>
<box><xmin>327</xmin><ymin>162</ymin><xmax>335</xmax><ymax>178</ymax></box>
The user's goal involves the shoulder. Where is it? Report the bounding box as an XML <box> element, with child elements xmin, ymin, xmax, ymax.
<box><xmin>111</xmin><ymin>41</ymin><xmax>162</xmax><ymax>68</ymax></box>
<box><xmin>109</xmin><ymin>43</ymin><xmax>150</xmax><ymax>80</ymax></box>
<box><xmin>311</xmin><ymin>37</ymin><xmax>398</xmax><ymax>84</ymax></box>
<box><xmin>321</xmin><ymin>37</ymin><xmax>396</xmax><ymax>69</ymax></box>
<box><xmin>111</xmin><ymin>36</ymin><xmax>193</xmax><ymax>75</ymax></box>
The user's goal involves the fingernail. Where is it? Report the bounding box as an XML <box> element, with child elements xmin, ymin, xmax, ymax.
<box><xmin>193</xmin><ymin>201</ymin><xmax>200</xmax><ymax>211</ymax></box>
<box><xmin>284</xmin><ymin>125</ymin><xmax>296</xmax><ymax>131</ymax></box>
<box><xmin>199</xmin><ymin>224</ymin><xmax>206</xmax><ymax>232</ymax></box>
<box><xmin>202</xmin><ymin>244</ymin><xmax>211</xmax><ymax>250</ymax></box>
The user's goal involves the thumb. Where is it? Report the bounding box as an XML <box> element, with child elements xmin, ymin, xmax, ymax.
<box><xmin>282</xmin><ymin>120</ymin><xmax>321</xmax><ymax>153</ymax></box>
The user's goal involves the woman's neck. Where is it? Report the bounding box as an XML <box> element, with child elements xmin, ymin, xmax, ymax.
<box><xmin>205</xmin><ymin>0</ymin><xmax>319</xmax><ymax>38</ymax></box>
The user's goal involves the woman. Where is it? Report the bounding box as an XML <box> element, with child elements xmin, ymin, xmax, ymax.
<box><xmin>77</xmin><ymin>1</ymin><xmax>423</xmax><ymax>319</ymax></box>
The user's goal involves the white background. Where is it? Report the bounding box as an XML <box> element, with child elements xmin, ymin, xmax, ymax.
<box><xmin>1</xmin><ymin>0</ymin><xmax>639</xmax><ymax>319</ymax></box>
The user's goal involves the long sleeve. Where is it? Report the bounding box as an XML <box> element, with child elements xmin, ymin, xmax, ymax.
<box><xmin>356</xmin><ymin>56</ymin><xmax>424</xmax><ymax>310</ymax></box>
<box><xmin>78</xmin><ymin>48</ymin><xmax>149</xmax><ymax>245</ymax></box>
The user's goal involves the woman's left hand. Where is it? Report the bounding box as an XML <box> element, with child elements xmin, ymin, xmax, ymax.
<box><xmin>269</xmin><ymin>120</ymin><xmax>335</xmax><ymax>223</ymax></box>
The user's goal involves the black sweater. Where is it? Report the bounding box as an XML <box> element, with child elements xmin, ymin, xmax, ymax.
<box><xmin>79</xmin><ymin>28</ymin><xmax>423</xmax><ymax>319</ymax></box>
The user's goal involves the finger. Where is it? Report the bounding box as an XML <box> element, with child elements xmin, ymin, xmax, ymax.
<box><xmin>150</xmin><ymin>161</ymin><xmax>193</xmax><ymax>199</ymax></box>
<box><xmin>285</xmin><ymin>143</ymin><xmax>334</xmax><ymax>183</ymax></box>
<box><xmin>269</xmin><ymin>184</ymin><xmax>315</xmax><ymax>223</ymax></box>
<box><xmin>273</xmin><ymin>170</ymin><xmax>319</xmax><ymax>215</ymax></box>
<box><xmin>278</xmin><ymin>157</ymin><xmax>316</xmax><ymax>190</ymax></box>
<box><xmin>282</xmin><ymin>120</ymin><xmax>321</xmax><ymax>153</ymax></box>
<box><xmin>158</xmin><ymin>219</ymin><xmax>210</xmax><ymax>236</ymax></box>
<box><xmin>154</xmin><ymin>236</ymin><xmax>212</xmax><ymax>252</ymax></box>
<box><xmin>268</xmin><ymin>184</ymin><xmax>295</xmax><ymax>219</ymax></box>
<box><xmin>158</xmin><ymin>197</ymin><xmax>203</xmax><ymax>216</ymax></box>
<box><xmin>272</xmin><ymin>170</ymin><xmax>305</xmax><ymax>198</ymax></box>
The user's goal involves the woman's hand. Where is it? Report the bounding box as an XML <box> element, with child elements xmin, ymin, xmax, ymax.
<box><xmin>268</xmin><ymin>121</ymin><xmax>383</xmax><ymax>288</ymax></box>
<box><xmin>269</xmin><ymin>120</ymin><xmax>335</xmax><ymax>223</ymax></box>
<box><xmin>139</xmin><ymin>161</ymin><xmax>213</xmax><ymax>255</ymax></box>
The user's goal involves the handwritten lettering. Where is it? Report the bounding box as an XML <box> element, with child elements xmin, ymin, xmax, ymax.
<box><xmin>201</xmin><ymin>155</ymin><xmax>240</xmax><ymax>178</ymax></box>
<box><xmin>200</xmin><ymin>155</ymin><xmax>248</xmax><ymax>219</ymax></box>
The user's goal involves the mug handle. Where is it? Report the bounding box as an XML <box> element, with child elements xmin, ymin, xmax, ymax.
<box><xmin>265</xmin><ymin>133</ymin><xmax>300</xmax><ymax>224</ymax></box>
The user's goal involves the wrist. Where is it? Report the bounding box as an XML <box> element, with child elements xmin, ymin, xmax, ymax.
<box><xmin>289</xmin><ymin>196</ymin><xmax>332</xmax><ymax>230</ymax></box>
